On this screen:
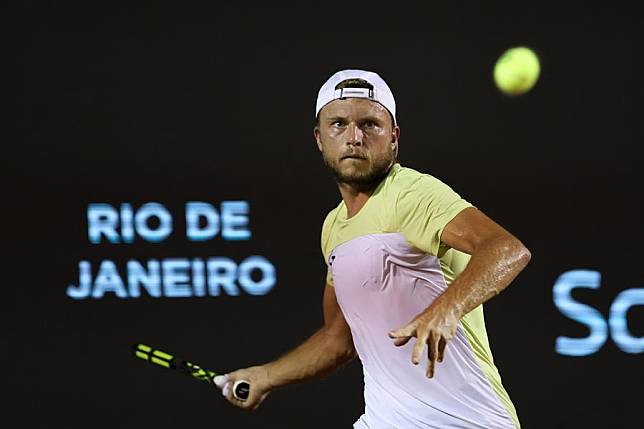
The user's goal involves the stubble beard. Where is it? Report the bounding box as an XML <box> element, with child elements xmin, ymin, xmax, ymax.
<box><xmin>323</xmin><ymin>150</ymin><xmax>395</xmax><ymax>188</ymax></box>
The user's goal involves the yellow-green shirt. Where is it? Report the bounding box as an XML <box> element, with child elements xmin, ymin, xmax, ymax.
<box><xmin>321</xmin><ymin>163</ymin><xmax>520</xmax><ymax>429</ymax></box>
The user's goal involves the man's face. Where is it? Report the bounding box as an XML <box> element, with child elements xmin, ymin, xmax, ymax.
<box><xmin>314</xmin><ymin>98</ymin><xmax>399</xmax><ymax>187</ymax></box>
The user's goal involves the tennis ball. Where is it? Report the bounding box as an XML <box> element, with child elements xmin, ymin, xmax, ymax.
<box><xmin>493</xmin><ymin>47</ymin><xmax>540</xmax><ymax>96</ymax></box>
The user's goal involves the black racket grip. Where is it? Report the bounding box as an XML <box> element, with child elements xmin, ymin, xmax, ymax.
<box><xmin>233</xmin><ymin>380</ymin><xmax>250</xmax><ymax>401</ymax></box>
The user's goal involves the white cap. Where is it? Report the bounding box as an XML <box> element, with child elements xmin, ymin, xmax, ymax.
<box><xmin>315</xmin><ymin>69</ymin><xmax>397</xmax><ymax>125</ymax></box>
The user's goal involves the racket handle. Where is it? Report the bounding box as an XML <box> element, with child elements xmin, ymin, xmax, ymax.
<box><xmin>233</xmin><ymin>379</ymin><xmax>250</xmax><ymax>401</ymax></box>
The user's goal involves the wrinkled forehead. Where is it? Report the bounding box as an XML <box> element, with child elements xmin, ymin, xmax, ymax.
<box><xmin>319</xmin><ymin>98</ymin><xmax>391</xmax><ymax>121</ymax></box>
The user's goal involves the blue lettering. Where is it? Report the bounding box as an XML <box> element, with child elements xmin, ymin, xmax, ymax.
<box><xmin>67</xmin><ymin>256</ymin><xmax>277</xmax><ymax>299</ymax></box>
<box><xmin>135</xmin><ymin>203</ymin><xmax>172</xmax><ymax>243</ymax></box>
<box><xmin>120</xmin><ymin>203</ymin><xmax>135</xmax><ymax>243</ymax></box>
<box><xmin>127</xmin><ymin>260</ymin><xmax>161</xmax><ymax>297</ymax></box>
<box><xmin>553</xmin><ymin>270</ymin><xmax>608</xmax><ymax>356</ymax></box>
<box><xmin>88</xmin><ymin>204</ymin><xmax>120</xmax><ymax>244</ymax></box>
<box><xmin>221</xmin><ymin>201</ymin><xmax>251</xmax><ymax>241</ymax></box>
<box><xmin>609</xmin><ymin>288</ymin><xmax>644</xmax><ymax>354</ymax></box>
<box><xmin>162</xmin><ymin>259</ymin><xmax>192</xmax><ymax>297</ymax></box>
<box><xmin>67</xmin><ymin>261</ymin><xmax>92</xmax><ymax>299</ymax></box>
<box><xmin>192</xmin><ymin>259</ymin><xmax>206</xmax><ymax>297</ymax></box>
<box><xmin>92</xmin><ymin>260</ymin><xmax>127</xmax><ymax>298</ymax></box>
<box><xmin>238</xmin><ymin>256</ymin><xmax>276</xmax><ymax>296</ymax></box>
<box><xmin>207</xmin><ymin>258</ymin><xmax>239</xmax><ymax>296</ymax></box>
<box><xmin>186</xmin><ymin>202</ymin><xmax>219</xmax><ymax>241</ymax></box>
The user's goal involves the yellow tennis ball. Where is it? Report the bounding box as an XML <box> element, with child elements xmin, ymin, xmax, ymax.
<box><xmin>494</xmin><ymin>47</ymin><xmax>541</xmax><ymax>96</ymax></box>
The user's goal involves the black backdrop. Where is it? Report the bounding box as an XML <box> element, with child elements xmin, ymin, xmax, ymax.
<box><xmin>11</xmin><ymin>2</ymin><xmax>643</xmax><ymax>428</ymax></box>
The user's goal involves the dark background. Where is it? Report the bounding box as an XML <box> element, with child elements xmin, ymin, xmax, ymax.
<box><xmin>11</xmin><ymin>2</ymin><xmax>643</xmax><ymax>428</ymax></box>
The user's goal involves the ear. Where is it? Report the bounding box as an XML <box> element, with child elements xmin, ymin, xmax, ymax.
<box><xmin>314</xmin><ymin>126</ymin><xmax>323</xmax><ymax>152</ymax></box>
<box><xmin>391</xmin><ymin>125</ymin><xmax>400</xmax><ymax>154</ymax></box>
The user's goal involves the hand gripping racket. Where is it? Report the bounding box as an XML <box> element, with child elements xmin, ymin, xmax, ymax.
<box><xmin>133</xmin><ymin>343</ymin><xmax>250</xmax><ymax>401</ymax></box>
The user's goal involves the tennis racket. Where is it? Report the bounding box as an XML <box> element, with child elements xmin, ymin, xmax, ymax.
<box><xmin>133</xmin><ymin>343</ymin><xmax>250</xmax><ymax>401</ymax></box>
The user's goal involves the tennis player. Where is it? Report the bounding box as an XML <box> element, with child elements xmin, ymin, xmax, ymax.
<box><xmin>216</xmin><ymin>69</ymin><xmax>530</xmax><ymax>428</ymax></box>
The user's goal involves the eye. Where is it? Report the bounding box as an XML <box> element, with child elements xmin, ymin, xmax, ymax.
<box><xmin>331</xmin><ymin>120</ymin><xmax>345</xmax><ymax>128</ymax></box>
<box><xmin>362</xmin><ymin>120</ymin><xmax>376</xmax><ymax>129</ymax></box>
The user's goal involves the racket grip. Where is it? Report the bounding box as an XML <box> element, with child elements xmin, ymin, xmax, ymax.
<box><xmin>232</xmin><ymin>379</ymin><xmax>250</xmax><ymax>401</ymax></box>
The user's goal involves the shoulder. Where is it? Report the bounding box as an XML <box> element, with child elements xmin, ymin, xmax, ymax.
<box><xmin>321</xmin><ymin>201</ymin><xmax>343</xmax><ymax>245</ymax></box>
<box><xmin>391</xmin><ymin>164</ymin><xmax>458</xmax><ymax>202</ymax></box>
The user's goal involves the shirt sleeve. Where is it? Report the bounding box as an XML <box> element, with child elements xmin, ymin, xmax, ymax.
<box><xmin>325</xmin><ymin>268</ymin><xmax>334</xmax><ymax>286</ymax></box>
<box><xmin>321</xmin><ymin>210</ymin><xmax>335</xmax><ymax>286</ymax></box>
<box><xmin>395</xmin><ymin>174</ymin><xmax>474</xmax><ymax>257</ymax></box>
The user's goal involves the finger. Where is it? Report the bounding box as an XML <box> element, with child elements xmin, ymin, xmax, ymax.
<box><xmin>226</xmin><ymin>384</ymin><xmax>249</xmax><ymax>409</ymax></box>
<box><xmin>250</xmin><ymin>393</ymin><xmax>267</xmax><ymax>411</ymax></box>
<box><xmin>388</xmin><ymin>324</ymin><xmax>416</xmax><ymax>339</ymax></box>
<box><xmin>229</xmin><ymin>395</ymin><xmax>247</xmax><ymax>409</ymax></box>
<box><xmin>437</xmin><ymin>337</ymin><xmax>447</xmax><ymax>363</ymax></box>
<box><xmin>426</xmin><ymin>332</ymin><xmax>439</xmax><ymax>378</ymax></box>
<box><xmin>426</xmin><ymin>358</ymin><xmax>435</xmax><ymax>379</ymax></box>
<box><xmin>411</xmin><ymin>331</ymin><xmax>429</xmax><ymax>365</ymax></box>
<box><xmin>393</xmin><ymin>336</ymin><xmax>411</xmax><ymax>347</ymax></box>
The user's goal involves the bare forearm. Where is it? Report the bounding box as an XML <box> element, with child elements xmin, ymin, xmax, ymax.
<box><xmin>388</xmin><ymin>209</ymin><xmax>532</xmax><ymax>379</ymax></box>
<box><xmin>264</xmin><ymin>326</ymin><xmax>356</xmax><ymax>389</ymax></box>
<box><xmin>437</xmin><ymin>236</ymin><xmax>531</xmax><ymax>318</ymax></box>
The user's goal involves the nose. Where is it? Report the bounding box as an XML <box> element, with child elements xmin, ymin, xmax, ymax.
<box><xmin>346</xmin><ymin>122</ymin><xmax>363</xmax><ymax>146</ymax></box>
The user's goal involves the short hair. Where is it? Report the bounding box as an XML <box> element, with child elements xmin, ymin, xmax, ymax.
<box><xmin>315</xmin><ymin>78</ymin><xmax>396</xmax><ymax>128</ymax></box>
<box><xmin>335</xmin><ymin>78</ymin><xmax>373</xmax><ymax>91</ymax></box>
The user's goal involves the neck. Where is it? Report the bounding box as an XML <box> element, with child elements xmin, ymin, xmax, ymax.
<box><xmin>338</xmin><ymin>182</ymin><xmax>377</xmax><ymax>219</ymax></box>
<box><xmin>337</xmin><ymin>162</ymin><xmax>394</xmax><ymax>218</ymax></box>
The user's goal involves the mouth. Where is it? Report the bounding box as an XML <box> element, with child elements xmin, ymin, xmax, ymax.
<box><xmin>341</xmin><ymin>155</ymin><xmax>367</xmax><ymax>160</ymax></box>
